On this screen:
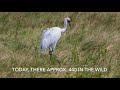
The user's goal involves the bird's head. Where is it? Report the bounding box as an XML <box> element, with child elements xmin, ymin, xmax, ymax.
<box><xmin>65</xmin><ymin>17</ymin><xmax>71</xmax><ymax>28</ymax></box>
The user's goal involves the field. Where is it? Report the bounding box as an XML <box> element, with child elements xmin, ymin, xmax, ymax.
<box><xmin>0</xmin><ymin>12</ymin><xmax>120</xmax><ymax>78</ymax></box>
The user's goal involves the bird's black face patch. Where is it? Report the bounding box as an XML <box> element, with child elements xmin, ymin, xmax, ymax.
<box><xmin>68</xmin><ymin>21</ymin><xmax>71</xmax><ymax>28</ymax></box>
<box><xmin>67</xmin><ymin>19</ymin><xmax>71</xmax><ymax>22</ymax></box>
<box><xmin>67</xmin><ymin>20</ymin><xmax>70</xmax><ymax>23</ymax></box>
<box><xmin>66</xmin><ymin>18</ymin><xmax>71</xmax><ymax>28</ymax></box>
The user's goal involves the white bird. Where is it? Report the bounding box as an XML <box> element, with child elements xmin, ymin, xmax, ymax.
<box><xmin>40</xmin><ymin>17</ymin><xmax>71</xmax><ymax>61</ymax></box>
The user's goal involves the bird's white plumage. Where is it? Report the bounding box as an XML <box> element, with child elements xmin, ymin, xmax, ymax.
<box><xmin>40</xmin><ymin>27</ymin><xmax>61</xmax><ymax>52</ymax></box>
<box><xmin>40</xmin><ymin>17</ymin><xmax>71</xmax><ymax>54</ymax></box>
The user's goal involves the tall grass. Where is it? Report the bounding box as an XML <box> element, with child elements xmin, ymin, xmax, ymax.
<box><xmin>0</xmin><ymin>12</ymin><xmax>120</xmax><ymax>78</ymax></box>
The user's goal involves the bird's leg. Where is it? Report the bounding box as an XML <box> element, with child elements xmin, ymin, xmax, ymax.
<box><xmin>49</xmin><ymin>46</ymin><xmax>60</xmax><ymax>65</ymax></box>
<box><xmin>49</xmin><ymin>44</ymin><xmax>53</xmax><ymax>61</ymax></box>
<box><xmin>49</xmin><ymin>50</ymin><xmax>60</xmax><ymax>65</ymax></box>
<box><xmin>49</xmin><ymin>51</ymin><xmax>52</xmax><ymax>61</ymax></box>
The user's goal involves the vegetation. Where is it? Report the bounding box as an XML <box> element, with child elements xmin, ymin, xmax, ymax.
<box><xmin>0</xmin><ymin>12</ymin><xmax>120</xmax><ymax>78</ymax></box>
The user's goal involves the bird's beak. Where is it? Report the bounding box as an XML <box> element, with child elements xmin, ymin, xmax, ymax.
<box><xmin>68</xmin><ymin>21</ymin><xmax>71</xmax><ymax>28</ymax></box>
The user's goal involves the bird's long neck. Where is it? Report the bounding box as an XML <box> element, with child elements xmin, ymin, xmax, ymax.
<box><xmin>61</xmin><ymin>19</ymin><xmax>67</xmax><ymax>33</ymax></box>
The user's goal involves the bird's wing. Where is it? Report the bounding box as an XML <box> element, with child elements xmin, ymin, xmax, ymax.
<box><xmin>41</xmin><ymin>29</ymin><xmax>51</xmax><ymax>39</ymax></box>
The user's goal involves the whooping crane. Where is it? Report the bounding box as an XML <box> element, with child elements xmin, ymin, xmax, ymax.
<box><xmin>40</xmin><ymin>17</ymin><xmax>71</xmax><ymax>62</ymax></box>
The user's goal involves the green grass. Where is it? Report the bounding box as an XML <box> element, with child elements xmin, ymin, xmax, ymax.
<box><xmin>0</xmin><ymin>12</ymin><xmax>120</xmax><ymax>78</ymax></box>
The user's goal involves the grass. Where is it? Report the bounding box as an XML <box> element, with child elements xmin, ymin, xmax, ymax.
<box><xmin>0</xmin><ymin>12</ymin><xmax>120</xmax><ymax>78</ymax></box>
